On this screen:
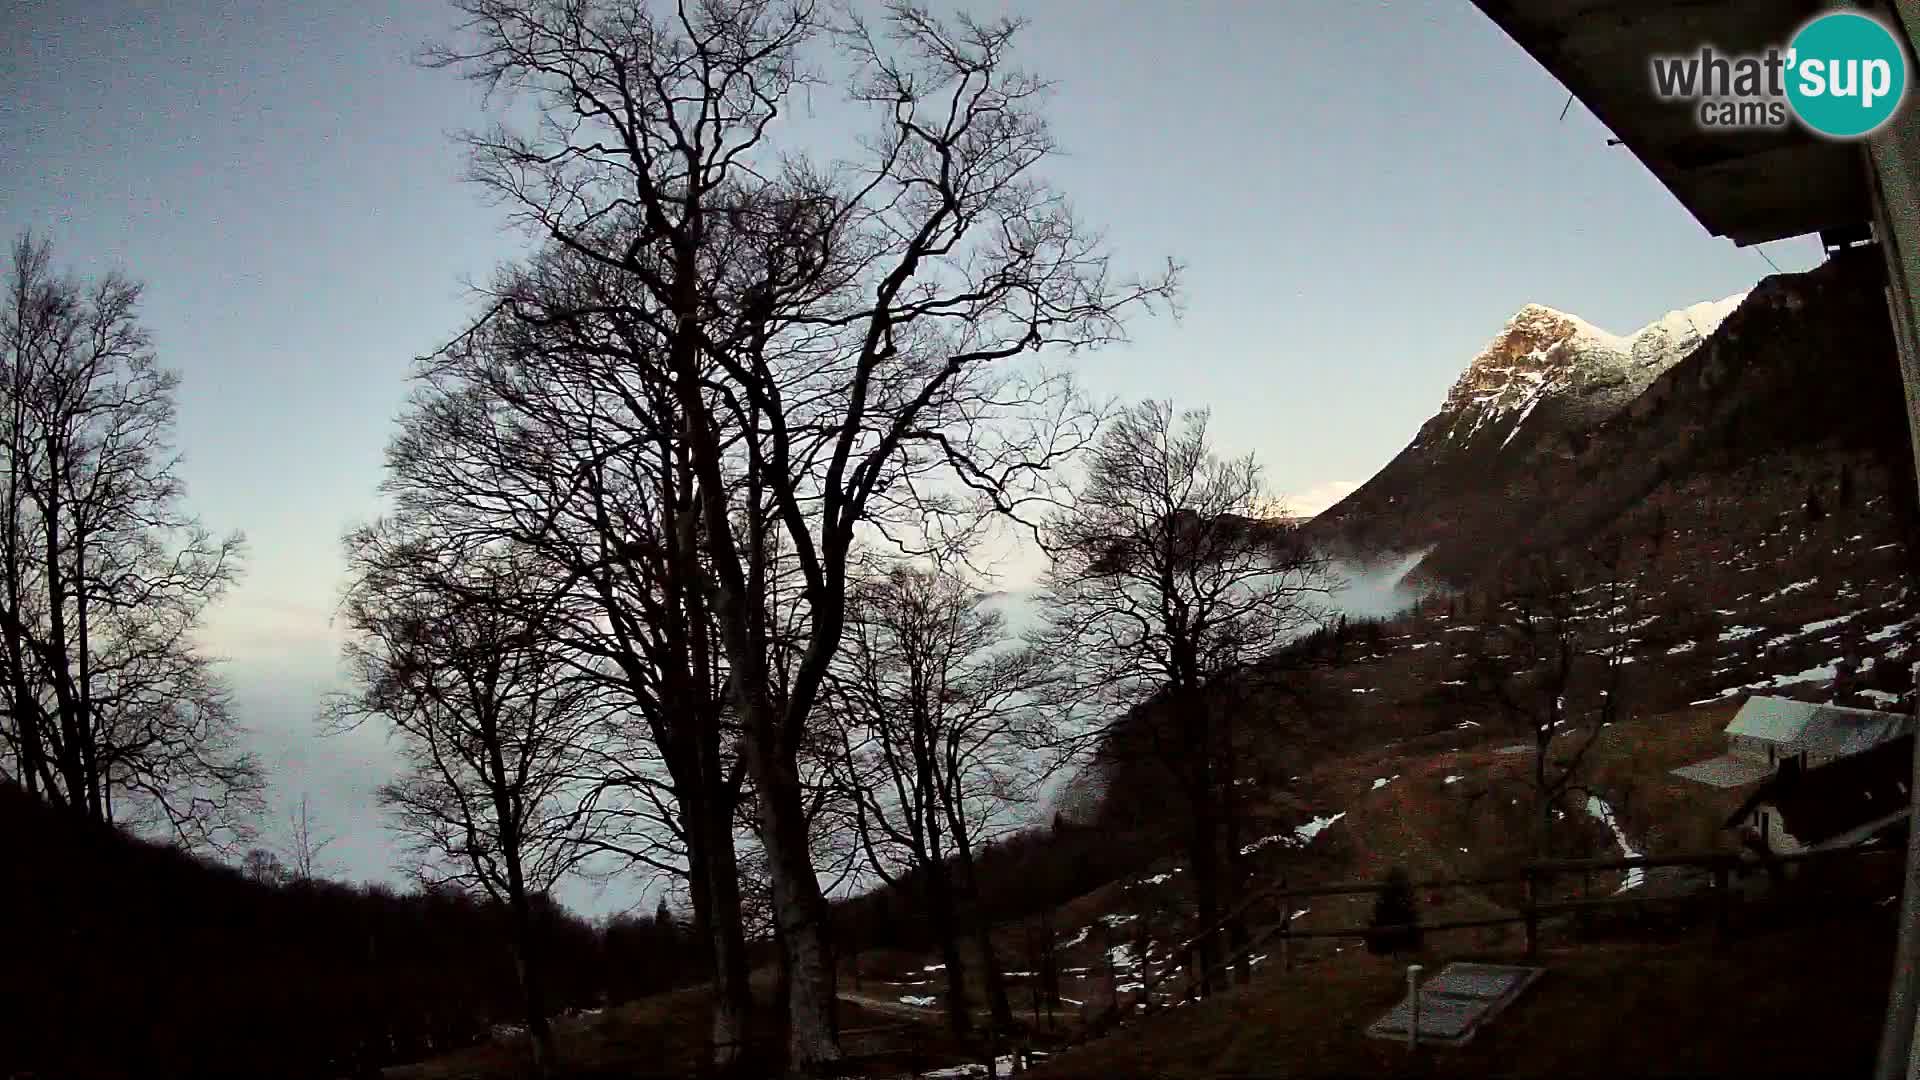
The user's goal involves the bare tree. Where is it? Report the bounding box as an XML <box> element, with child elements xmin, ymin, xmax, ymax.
<box><xmin>0</xmin><ymin>232</ymin><xmax>259</xmax><ymax>851</ymax></box>
<box><xmin>828</xmin><ymin>562</ymin><xmax>1047</xmax><ymax>1038</ymax></box>
<box><xmin>241</xmin><ymin>846</ymin><xmax>292</xmax><ymax>887</ymax></box>
<box><xmin>331</xmin><ymin>533</ymin><xmax>603</xmax><ymax>1079</ymax></box>
<box><xmin>423</xmin><ymin>0</ymin><xmax>1174</xmax><ymax>1064</ymax></box>
<box><xmin>281</xmin><ymin>794</ymin><xmax>337</xmax><ymax>882</ymax></box>
<box><xmin>387</xmin><ymin>237</ymin><xmax>761</xmax><ymax>1067</ymax></box>
<box><xmin>1455</xmin><ymin>543</ymin><xmax>1637</xmax><ymax>862</ymax></box>
<box><xmin>1031</xmin><ymin>400</ymin><xmax>1328</xmax><ymax>999</ymax></box>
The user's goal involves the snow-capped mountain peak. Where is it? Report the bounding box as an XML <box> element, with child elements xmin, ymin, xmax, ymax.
<box><xmin>1438</xmin><ymin>292</ymin><xmax>1748</xmax><ymax>447</ymax></box>
<box><xmin>1302</xmin><ymin>252</ymin><xmax>1893</xmax><ymax>591</ymax></box>
<box><xmin>1503</xmin><ymin>303</ymin><xmax>1629</xmax><ymax>350</ymax></box>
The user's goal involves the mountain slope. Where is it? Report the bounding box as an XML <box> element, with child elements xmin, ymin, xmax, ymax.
<box><xmin>1307</xmin><ymin>248</ymin><xmax>1913</xmax><ymax>587</ymax></box>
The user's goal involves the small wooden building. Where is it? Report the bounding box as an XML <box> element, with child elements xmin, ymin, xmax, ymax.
<box><xmin>1727</xmin><ymin>734</ymin><xmax>1913</xmax><ymax>857</ymax></box>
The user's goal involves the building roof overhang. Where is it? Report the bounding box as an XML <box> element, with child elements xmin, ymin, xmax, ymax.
<box><xmin>1469</xmin><ymin>0</ymin><xmax>1876</xmax><ymax>246</ymax></box>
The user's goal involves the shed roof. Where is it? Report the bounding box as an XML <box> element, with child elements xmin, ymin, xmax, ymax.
<box><xmin>1725</xmin><ymin>695</ymin><xmax>1908</xmax><ymax>749</ymax></box>
<box><xmin>1798</xmin><ymin>704</ymin><xmax>1914</xmax><ymax>758</ymax></box>
<box><xmin>1726</xmin><ymin>695</ymin><xmax>1820</xmax><ymax>743</ymax></box>
<box><xmin>1467</xmin><ymin>0</ymin><xmax>1877</xmax><ymax>246</ymax></box>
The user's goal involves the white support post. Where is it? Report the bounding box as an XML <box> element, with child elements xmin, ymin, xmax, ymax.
<box><xmin>1407</xmin><ymin>963</ymin><xmax>1424</xmax><ymax>1053</ymax></box>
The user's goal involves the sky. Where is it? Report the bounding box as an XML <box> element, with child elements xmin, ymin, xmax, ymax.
<box><xmin>0</xmin><ymin>0</ymin><xmax>1826</xmax><ymax>914</ymax></box>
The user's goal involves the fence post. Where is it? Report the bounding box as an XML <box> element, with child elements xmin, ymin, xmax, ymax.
<box><xmin>1524</xmin><ymin>867</ymin><xmax>1539</xmax><ymax>960</ymax></box>
<box><xmin>1714</xmin><ymin>860</ymin><xmax>1731</xmax><ymax>945</ymax></box>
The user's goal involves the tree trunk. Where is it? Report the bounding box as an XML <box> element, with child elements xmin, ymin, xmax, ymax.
<box><xmin>670</xmin><ymin>348</ymin><xmax>839</xmax><ymax>1070</ymax></box>
<box><xmin>848</xmin><ymin>919</ymin><xmax>861</xmax><ymax>992</ymax></box>
<box><xmin>0</xmin><ymin>388</ymin><xmax>31</xmax><ymax>800</ymax></box>
<box><xmin>1039</xmin><ymin>906</ymin><xmax>1060</xmax><ymax>1012</ymax></box>
<box><xmin>687</xmin><ymin>802</ymin><xmax>717</xmax><ymax>966</ymax></box>
<box><xmin>1217</xmin><ymin>720</ymin><xmax>1250</xmax><ymax>988</ymax></box>
<box><xmin>1186</xmin><ymin>790</ymin><xmax>1221</xmax><ymax>999</ymax></box>
<box><xmin>510</xmin><ymin>902</ymin><xmax>558</xmax><ymax>1079</ymax></box>
<box><xmin>946</xmin><ymin>806</ymin><xmax>1012</xmax><ymax>1031</ymax></box>
<box><xmin>924</xmin><ymin>781</ymin><xmax>972</xmax><ymax>1040</ymax></box>
<box><xmin>1181</xmin><ymin>700</ymin><xmax>1221</xmax><ymax>999</ymax></box>
<box><xmin>774</xmin><ymin>920</ymin><xmax>793</xmax><ymax>1027</ymax></box>
<box><xmin>72</xmin><ymin>523</ymin><xmax>99</xmax><ymax>821</ymax></box>
<box><xmin>932</xmin><ymin>879</ymin><xmax>972</xmax><ymax>1041</ymax></box>
<box><xmin>683</xmin><ymin>787</ymin><xmax>754</xmax><ymax>1073</ymax></box>
<box><xmin>768</xmin><ymin>910</ymin><xmax>791</xmax><ymax>1014</ymax></box>
<box><xmin>37</xmin><ymin>450</ymin><xmax>89</xmax><ymax>817</ymax></box>
<box><xmin>1172</xmin><ymin>681</ymin><xmax>1221</xmax><ymax>997</ymax></box>
<box><xmin>975</xmin><ymin>923</ymin><xmax>1014</xmax><ymax>1033</ymax></box>
<box><xmin>661</xmin><ymin>474</ymin><xmax>755</xmax><ymax>1072</ymax></box>
<box><xmin>1535</xmin><ymin>737</ymin><xmax>1554</xmax><ymax>862</ymax></box>
<box><xmin>704</xmin><ymin>804</ymin><xmax>754</xmax><ymax>1073</ymax></box>
<box><xmin>754</xmin><ymin>751</ymin><xmax>840</xmax><ymax>1072</ymax></box>
<box><xmin>1224</xmin><ymin>878</ymin><xmax>1250</xmax><ymax>987</ymax></box>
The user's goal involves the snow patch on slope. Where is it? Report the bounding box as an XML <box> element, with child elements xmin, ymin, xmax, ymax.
<box><xmin>1586</xmin><ymin>795</ymin><xmax>1645</xmax><ymax>892</ymax></box>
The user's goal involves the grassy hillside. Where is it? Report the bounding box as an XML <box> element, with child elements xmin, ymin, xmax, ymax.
<box><xmin>378</xmin><ymin>684</ymin><xmax>1902</xmax><ymax>1078</ymax></box>
<box><xmin>1026</xmin><ymin>906</ymin><xmax>1896</xmax><ymax>1080</ymax></box>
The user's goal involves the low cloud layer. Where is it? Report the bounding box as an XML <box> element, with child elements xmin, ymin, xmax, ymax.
<box><xmin>1323</xmin><ymin>547</ymin><xmax>1435</xmax><ymax>621</ymax></box>
<box><xmin>211</xmin><ymin>540</ymin><xmax>1433</xmax><ymax>920</ymax></box>
<box><xmin>1285</xmin><ymin>479</ymin><xmax>1361</xmax><ymax>519</ymax></box>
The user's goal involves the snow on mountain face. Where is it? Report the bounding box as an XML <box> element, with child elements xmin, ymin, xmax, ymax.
<box><xmin>1435</xmin><ymin>293</ymin><xmax>1747</xmax><ymax>448</ymax></box>
<box><xmin>1625</xmin><ymin>294</ymin><xmax>1747</xmax><ymax>369</ymax></box>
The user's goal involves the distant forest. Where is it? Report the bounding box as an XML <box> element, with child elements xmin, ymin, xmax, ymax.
<box><xmin>0</xmin><ymin>769</ymin><xmax>1188</xmax><ymax>1078</ymax></box>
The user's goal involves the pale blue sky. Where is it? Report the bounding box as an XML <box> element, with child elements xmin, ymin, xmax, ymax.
<box><xmin>0</xmin><ymin>0</ymin><xmax>1823</xmax><ymax>907</ymax></box>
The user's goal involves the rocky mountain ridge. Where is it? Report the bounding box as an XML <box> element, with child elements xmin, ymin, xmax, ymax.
<box><xmin>1303</xmin><ymin>247</ymin><xmax>1915</xmax><ymax>589</ymax></box>
<box><xmin>1434</xmin><ymin>296</ymin><xmax>1744</xmax><ymax>450</ymax></box>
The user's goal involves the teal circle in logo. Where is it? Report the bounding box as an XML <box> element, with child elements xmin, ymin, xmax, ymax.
<box><xmin>1785</xmin><ymin>12</ymin><xmax>1908</xmax><ymax>139</ymax></box>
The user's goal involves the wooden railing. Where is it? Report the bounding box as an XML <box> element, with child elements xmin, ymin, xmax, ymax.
<box><xmin>967</xmin><ymin>842</ymin><xmax>1900</xmax><ymax>1076</ymax></box>
<box><xmin>1097</xmin><ymin>842</ymin><xmax>1905</xmax><ymax>1023</ymax></box>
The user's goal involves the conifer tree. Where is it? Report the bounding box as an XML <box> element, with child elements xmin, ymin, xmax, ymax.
<box><xmin>1366</xmin><ymin>866</ymin><xmax>1421</xmax><ymax>955</ymax></box>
